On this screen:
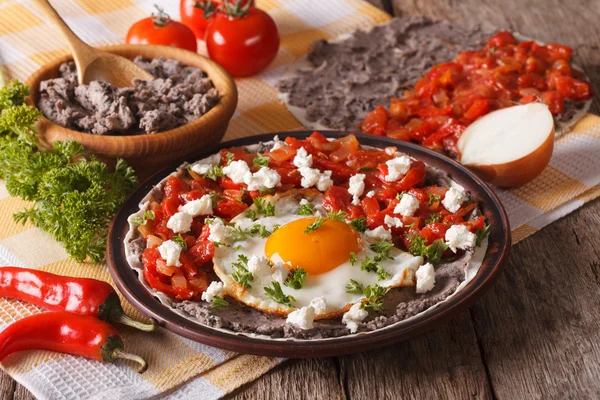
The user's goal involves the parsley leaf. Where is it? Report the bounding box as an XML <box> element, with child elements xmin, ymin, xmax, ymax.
<box><xmin>360</xmin><ymin>256</ymin><xmax>391</xmax><ymax>280</ymax></box>
<box><xmin>205</xmin><ymin>165</ymin><xmax>224</xmax><ymax>181</ymax></box>
<box><xmin>428</xmin><ymin>193</ymin><xmax>441</xmax><ymax>206</ymax></box>
<box><xmin>361</xmin><ymin>284</ymin><xmax>386</xmax><ymax>313</ymax></box>
<box><xmin>304</xmin><ymin>216</ymin><xmax>325</xmax><ymax>234</ymax></box>
<box><xmin>264</xmin><ymin>281</ymin><xmax>295</xmax><ymax>306</ymax></box>
<box><xmin>396</xmin><ymin>190</ymin><xmax>408</xmax><ymax>200</ymax></box>
<box><xmin>253</xmin><ymin>153</ymin><xmax>270</xmax><ymax>167</ymax></box>
<box><xmin>259</xmin><ymin>187</ymin><xmax>275</xmax><ymax>195</ymax></box>
<box><xmin>171</xmin><ymin>234</ymin><xmax>188</xmax><ymax>252</ymax></box>
<box><xmin>297</xmin><ymin>201</ymin><xmax>314</xmax><ymax>216</ymax></box>
<box><xmin>476</xmin><ymin>223</ymin><xmax>491</xmax><ymax>246</ymax></box>
<box><xmin>284</xmin><ymin>267</ymin><xmax>307</xmax><ymax>289</ymax></box>
<box><xmin>224</xmin><ymin>152</ymin><xmax>235</xmax><ymax>165</ymax></box>
<box><xmin>232</xmin><ymin>255</ymin><xmax>253</xmax><ymax>288</ymax></box>
<box><xmin>253</xmin><ymin>197</ymin><xmax>275</xmax><ymax>217</ymax></box>
<box><xmin>230</xmin><ymin>224</ymin><xmax>272</xmax><ymax>243</ymax></box>
<box><xmin>132</xmin><ymin>210</ymin><xmax>155</xmax><ymax>226</ymax></box>
<box><xmin>245</xmin><ymin>209</ymin><xmax>257</xmax><ymax>220</ymax></box>
<box><xmin>349</xmin><ymin>217</ymin><xmax>369</xmax><ymax>233</ymax></box>
<box><xmin>349</xmin><ymin>252</ymin><xmax>357</xmax><ymax>265</ymax></box>
<box><xmin>370</xmin><ymin>239</ymin><xmax>394</xmax><ymax>261</ymax></box>
<box><xmin>211</xmin><ymin>296</ymin><xmax>229</xmax><ymax>308</ymax></box>
<box><xmin>345</xmin><ymin>279</ymin><xmax>364</xmax><ymax>294</ymax></box>
<box><xmin>409</xmin><ymin>235</ymin><xmax>448</xmax><ymax>264</ymax></box>
<box><xmin>327</xmin><ymin>210</ymin><xmax>347</xmax><ymax>221</ymax></box>
<box><xmin>427</xmin><ymin>213</ymin><xmax>442</xmax><ymax>224</ymax></box>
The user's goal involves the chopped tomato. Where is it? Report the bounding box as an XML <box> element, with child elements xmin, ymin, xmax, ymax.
<box><xmin>323</xmin><ymin>186</ymin><xmax>352</xmax><ymax>213</ymax></box>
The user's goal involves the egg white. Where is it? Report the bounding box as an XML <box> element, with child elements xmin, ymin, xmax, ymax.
<box><xmin>212</xmin><ymin>189</ymin><xmax>424</xmax><ymax>319</ymax></box>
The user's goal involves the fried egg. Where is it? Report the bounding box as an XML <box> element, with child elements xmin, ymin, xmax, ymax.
<box><xmin>211</xmin><ymin>189</ymin><xmax>424</xmax><ymax>319</ymax></box>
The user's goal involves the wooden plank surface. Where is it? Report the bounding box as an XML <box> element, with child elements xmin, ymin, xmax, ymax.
<box><xmin>3</xmin><ymin>0</ymin><xmax>600</xmax><ymax>399</ymax></box>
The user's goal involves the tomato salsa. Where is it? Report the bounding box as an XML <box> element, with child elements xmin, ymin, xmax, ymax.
<box><xmin>361</xmin><ymin>31</ymin><xmax>592</xmax><ymax>156</ymax></box>
<box><xmin>135</xmin><ymin>133</ymin><xmax>487</xmax><ymax>300</ymax></box>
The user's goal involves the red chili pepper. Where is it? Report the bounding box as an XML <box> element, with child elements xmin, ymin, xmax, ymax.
<box><xmin>0</xmin><ymin>312</ymin><xmax>147</xmax><ymax>373</ymax></box>
<box><xmin>0</xmin><ymin>267</ymin><xmax>155</xmax><ymax>332</ymax></box>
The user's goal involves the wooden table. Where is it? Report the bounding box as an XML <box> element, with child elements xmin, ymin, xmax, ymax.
<box><xmin>3</xmin><ymin>0</ymin><xmax>600</xmax><ymax>398</ymax></box>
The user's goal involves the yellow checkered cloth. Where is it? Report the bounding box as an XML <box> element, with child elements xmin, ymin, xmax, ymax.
<box><xmin>0</xmin><ymin>0</ymin><xmax>599</xmax><ymax>399</ymax></box>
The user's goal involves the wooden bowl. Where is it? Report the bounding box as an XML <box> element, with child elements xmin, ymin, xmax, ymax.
<box><xmin>25</xmin><ymin>44</ymin><xmax>238</xmax><ymax>179</ymax></box>
<box><xmin>107</xmin><ymin>131</ymin><xmax>511</xmax><ymax>358</ymax></box>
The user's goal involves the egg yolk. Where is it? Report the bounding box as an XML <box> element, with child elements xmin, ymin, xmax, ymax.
<box><xmin>265</xmin><ymin>217</ymin><xmax>362</xmax><ymax>275</ymax></box>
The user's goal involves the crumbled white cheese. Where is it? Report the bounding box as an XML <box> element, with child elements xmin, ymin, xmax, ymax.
<box><xmin>191</xmin><ymin>163</ymin><xmax>212</xmax><ymax>175</ymax></box>
<box><xmin>342</xmin><ymin>302</ymin><xmax>368</xmax><ymax>333</ymax></box>
<box><xmin>298</xmin><ymin>167</ymin><xmax>333</xmax><ymax>192</ymax></box>
<box><xmin>385</xmin><ymin>155</ymin><xmax>412</xmax><ymax>182</ymax></box>
<box><xmin>365</xmin><ymin>225</ymin><xmax>392</xmax><ymax>241</ymax></box>
<box><xmin>245</xmin><ymin>167</ymin><xmax>281</xmax><ymax>191</ymax></box>
<box><xmin>201</xmin><ymin>281</ymin><xmax>225</xmax><ymax>302</ymax></box>
<box><xmin>207</xmin><ymin>218</ymin><xmax>231</xmax><ymax>245</ymax></box>
<box><xmin>384</xmin><ymin>214</ymin><xmax>403</xmax><ymax>228</ymax></box>
<box><xmin>445</xmin><ymin>224</ymin><xmax>477</xmax><ymax>253</ymax></box>
<box><xmin>415</xmin><ymin>263</ymin><xmax>436</xmax><ymax>294</ymax></box>
<box><xmin>286</xmin><ymin>306</ymin><xmax>315</xmax><ymax>330</ymax></box>
<box><xmin>247</xmin><ymin>255</ymin><xmax>272</xmax><ymax>279</ymax></box>
<box><xmin>309</xmin><ymin>297</ymin><xmax>327</xmax><ymax>314</ymax></box>
<box><xmin>179</xmin><ymin>194</ymin><xmax>213</xmax><ymax>216</ymax></box>
<box><xmin>223</xmin><ymin>160</ymin><xmax>251</xmax><ymax>184</ymax></box>
<box><xmin>271</xmin><ymin>261</ymin><xmax>289</xmax><ymax>284</ymax></box>
<box><xmin>384</xmin><ymin>147</ymin><xmax>396</xmax><ymax>156</ymax></box>
<box><xmin>394</xmin><ymin>193</ymin><xmax>420</xmax><ymax>217</ymax></box>
<box><xmin>366</xmin><ymin>190</ymin><xmax>375</xmax><ymax>198</ymax></box>
<box><xmin>348</xmin><ymin>173</ymin><xmax>366</xmax><ymax>205</ymax></box>
<box><xmin>271</xmin><ymin>135</ymin><xmax>285</xmax><ymax>151</ymax></box>
<box><xmin>442</xmin><ymin>185</ymin><xmax>468</xmax><ymax>213</ymax></box>
<box><xmin>166</xmin><ymin>212</ymin><xmax>193</xmax><ymax>233</ymax></box>
<box><xmin>293</xmin><ymin>147</ymin><xmax>313</xmax><ymax>168</ymax></box>
<box><xmin>157</xmin><ymin>240</ymin><xmax>182</xmax><ymax>267</ymax></box>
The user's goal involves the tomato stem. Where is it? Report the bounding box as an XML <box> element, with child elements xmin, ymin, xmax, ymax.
<box><xmin>151</xmin><ymin>4</ymin><xmax>171</xmax><ymax>27</ymax></box>
<box><xmin>193</xmin><ymin>1</ymin><xmax>217</xmax><ymax>18</ymax></box>
<box><xmin>224</xmin><ymin>0</ymin><xmax>252</xmax><ymax>17</ymax></box>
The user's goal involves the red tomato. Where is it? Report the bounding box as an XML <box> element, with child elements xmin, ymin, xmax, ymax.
<box><xmin>180</xmin><ymin>0</ymin><xmax>220</xmax><ymax>41</ymax></box>
<box><xmin>126</xmin><ymin>7</ymin><xmax>198</xmax><ymax>52</ymax></box>
<box><xmin>205</xmin><ymin>7</ymin><xmax>279</xmax><ymax>77</ymax></box>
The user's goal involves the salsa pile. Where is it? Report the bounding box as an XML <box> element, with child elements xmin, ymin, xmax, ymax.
<box><xmin>360</xmin><ymin>31</ymin><xmax>592</xmax><ymax>155</ymax></box>
<box><xmin>136</xmin><ymin>133</ymin><xmax>487</xmax><ymax>300</ymax></box>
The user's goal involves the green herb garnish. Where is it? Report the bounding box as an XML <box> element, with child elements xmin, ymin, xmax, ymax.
<box><xmin>253</xmin><ymin>153</ymin><xmax>270</xmax><ymax>167</ymax></box>
<box><xmin>231</xmin><ymin>254</ymin><xmax>253</xmax><ymax>288</ymax></box>
<box><xmin>304</xmin><ymin>216</ymin><xmax>325</xmax><ymax>234</ymax></box>
<box><xmin>396</xmin><ymin>190</ymin><xmax>408</xmax><ymax>200</ymax></box>
<box><xmin>245</xmin><ymin>209</ymin><xmax>257</xmax><ymax>220</ymax></box>
<box><xmin>264</xmin><ymin>281</ymin><xmax>295</xmax><ymax>306</ymax></box>
<box><xmin>360</xmin><ymin>256</ymin><xmax>391</xmax><ymax>280</ymax></box>
<box><xmin>284</xmin><ymin>267</ymin><xmax>307</xmax><ymax>290</ymax></box>
<box><xmin>298</xmin><ymin>201</ymin><xmax>314</xmax><ymax>216</ymax></box>
<box><xmin>428</xmin><ymin>193</ymin><xmax>441</xmax><ymax>206</ymax></box>
<box><xmin>0</xmin><ymin>81</ymin><xmax>137</xmax><ymax>262</ymax></box>
<box><xmin>171</xmin><ymin>234</ymin><xmax>188</xmax><ymax>252</ymax></box>
<box><xmin>259</xmin><ymin>187</ymin><xmax>275</xmax><ymax>195</ymax></box>
<box><xmin>327</xmin><ymin>210</ymin><xmax>347</xmax><ymax>221</ymax></box>
<box><xmin>224</xmin><ymin>152</ymin><xmax>235</xmax><ymax>165</ymax></box>
<box><xmin>370</xmin><ymin>239</ymin><xmax>394</xmax><ymax>261</ymax></box>
<box><xmin>476</xmin><ymin>224</ymin><xmax>491</xmax><ymax>246</ymax></box>
<box><xmin>427</xmin><ymin>213</ymin><xmax>442</xmax><ymax>224</ymax></box>
<box><xmin>253</xmin><ymin>197</ymin><xmax>275</xmax><ymax>217</ymax></box>
<box><xmin>132</xmin><ymin>210</ymin><xmax>155</xmax><ymax>226</ymax></box>
<box><xmin>205</xmin><ymin>165</ymin><xmax>224</xmax><ymax>181</ymax></box>
<box><xmin>349</xmin><ymin>252</ymin><xmax>357</xmax><ymax>265</ymax></box>
<box><xmin>360</xmin><ymin>284</ymin><xmax>386</xmax><ymax>312</ymax></box>
<box><xmin>345</xmin><ymin>279</ymin><xmax>364</xmax><ymax>294</ymax></box>
<box><xmin>408</xmin><ymin>235</ymin><xmax>448</xmax><ymax>264</ymax></box>
<box><xmin>230</xmin><ymin>224</ymin><xmax>272</xmax><ymax>243</ymax></box>
<box><xmin>211</xmin><ymin>296</ymin><xmax>229</xmax><ymax>308</ymax></box>
<box><xmin>348</xmin><ymin>217</ymin><xmax>369</xmax><ymax>233</ymax></box>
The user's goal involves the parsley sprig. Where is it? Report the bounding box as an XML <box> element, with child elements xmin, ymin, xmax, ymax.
<box><xmin>205</xmin><ymin>165</ymin><xmax>224</xmax><ymax>181</ymax></box>
<box><xmin>349</xmin><ymin>217</ymin><xmax>369</xmax><ymax>233</ymax></box>
<box><xmin>211</xmin><ymin>296</ymin><xmax>229</xmax><ymax>308</ymax></box>
<box><xmin>232</xmin><ymin>254</ymin><xmax>254</xmax><ymax>288</ymax></box>
<box><xmin>428</xmin><ymin>193</ymin><xmax>441</xmax><ymax>206</ymax></box>
<box><xmin>327</xmin><ymin>210</ymin><xmax>347</xmax><ymax>221</ymax></box>
<box><xmin>476</xmin><ymin>224</ymin><xmax>491</xmax><ymax>246</ymax></box>
<box><xmin>297</xmin><ymin>201</ymin><xmax>314</xmax><ymax>215</ymax></box>
<box><xmin>131</xmin><ymin>210</ymin><xmax>155</xmax><ymax>226</ymax></box>
<box><xmin>361</xmin><ymin>284</ymin><xmax>387</xmax><ymax>312</ymax></box>
<box><xmin>304</xmin><ymin>216</ymin><xmax>326</xmax><ymax>234</ymax></box>
<box><xmin>345</xmin><ymin>279</ymin><xmax>364</xmax><ymax>294</ymax></box>
<box><xmin>253</xmin><ymin>197</ymin><xmax>275</xmax><ymax>217</ymax></box>
<box><xmin>0</xmin><ymin>81</ymin><xmax>137</xmax><ymax>262</ymax></box>
<box><xmin>353</xmin><ymin>239</ymin><xmax>394</xmax><ymax>280</ymax></box>
<box><xmin>284</xmin><ymin>267</ymin><xmax>307</xmax><ymax>289</ymax></box>
<box><xmin>408</xmin><ymin>235</ymin><xmax>449</xmax><ymax>264</ymax></box>
<box><xmin>253</xmin><ymin>153</ymin><xmax>270</xmax><ymax>167</ymax></box>
<box><xmin>264</xmin><ymin>281</ymin><xmax>295</xmax><ymax>306</ymax></box>
<box><xmin>171</xmin><ymin>234</ymin><xmax>188</xmax><ymax>251</ymax></box>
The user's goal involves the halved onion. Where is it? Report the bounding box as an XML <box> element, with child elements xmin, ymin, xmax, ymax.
<box><xmin>458</xmin><ymin>103</ymin><xmax>555</xmax><ymax>188</ymax></box>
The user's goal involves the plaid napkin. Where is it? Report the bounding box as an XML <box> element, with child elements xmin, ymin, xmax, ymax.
<box><xmin>0</xmin><ymin>0</ymin><xmax>599</xmax><ymax>399</ymax></box>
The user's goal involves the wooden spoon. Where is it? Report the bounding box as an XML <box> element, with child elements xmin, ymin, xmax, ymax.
<box><xmin>32</xmin><ymin>0</ymin><xmax>153</xmax><ymax>87</ymax></box>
